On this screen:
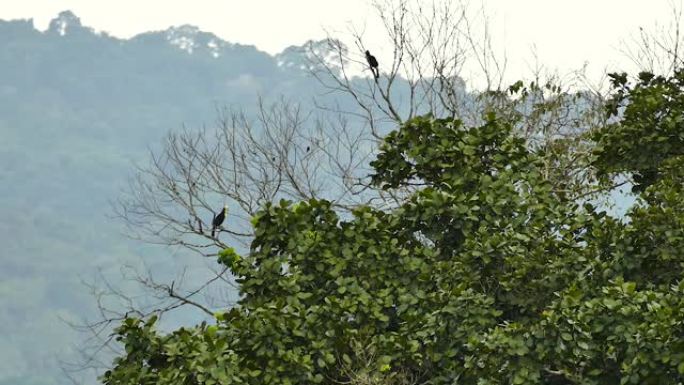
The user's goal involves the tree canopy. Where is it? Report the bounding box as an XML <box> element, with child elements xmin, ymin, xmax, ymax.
<box><xmin>102</xmin><ymin>69</ymin><xmax>684</xmax><ymax>385</ymax></box>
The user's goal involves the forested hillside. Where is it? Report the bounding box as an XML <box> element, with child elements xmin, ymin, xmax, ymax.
<box><xmin>0</xmin><ymin>11</ymin><xmax>369</xmax><ymax>385</ymax></box>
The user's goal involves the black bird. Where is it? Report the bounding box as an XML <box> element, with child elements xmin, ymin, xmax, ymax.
<box><xmin>212</xmin><ymin>205</ymin><xmax>228</xmax><ymax>238</ymax></box>
<box><xmin>365</xmin><ymin>50</ymin><xmax>379</xmax><ymax>79</ymax></box>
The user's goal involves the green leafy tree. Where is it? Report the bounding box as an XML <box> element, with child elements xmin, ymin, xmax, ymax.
<box><xmin>103</xmin><ymin>70</ymin><xmax>684</xmax><ymax>385</ymax></box>
<box><xmin>594</xmin><ymin>70</ymin><xmax>684</xmax><ymax>192</ymax></box>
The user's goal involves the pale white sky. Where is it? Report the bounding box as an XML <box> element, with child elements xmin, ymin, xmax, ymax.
<box><xmin>0</xmin><ymin>1</ymin><xmax>679</xmax><ymax>83</ymax></box>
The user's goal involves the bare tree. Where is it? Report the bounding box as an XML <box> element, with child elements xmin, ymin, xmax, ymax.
<box><xmin>309</xmin><ymin>0</ymin><xmax>613</xmax><ymax>199</ymax></box>
<box><xmin>621</xmin><ymin>0</ymin><xmax>684</xmax><ymax>76</ymax></box>
<box><xmin>310</xmin><ymin>0</ymin><xmax>508</xmax><ymax>132</ymax></box>
<box><xmin>114</xmin><ymin>96</ymin><xmax>392</xmax><ymax>254</ymax></box>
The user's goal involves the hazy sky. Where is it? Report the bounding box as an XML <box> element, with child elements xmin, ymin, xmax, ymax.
<box><xmin>0</xmin><ymin>1</ymin><xmax>679</xmax><ymax>82</ymax></box>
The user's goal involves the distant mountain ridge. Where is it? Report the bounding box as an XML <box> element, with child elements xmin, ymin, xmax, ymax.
<box><xmin>7</xmin><ymin>10</ymin><xmax>344</xmax><ymax>69</ymax></box>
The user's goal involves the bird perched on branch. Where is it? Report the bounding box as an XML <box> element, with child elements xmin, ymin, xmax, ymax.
<box><xmin>365</xmin><ymin>50</ymin><xmax>379</xmax><ymax>79</ymax></box>
<box><xmin>212</xmin><ymin>205</ymin><xmax>228</xmax><ymax>238</ymax></box>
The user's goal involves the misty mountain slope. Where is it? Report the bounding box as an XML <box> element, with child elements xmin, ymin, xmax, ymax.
<box><xmin>0</xmin><ymin>11</ymin><xmax>349</xmax><ymax>385</ymax></box>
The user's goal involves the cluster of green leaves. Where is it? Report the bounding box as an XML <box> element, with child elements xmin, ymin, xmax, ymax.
<box><xmin>594</xmin><ymin>70</ymin><xmax>684</xmax><ymax>191</ymax></box>
<box><xmin>104</xmin><ymin>71</ymin><xmax>684</xmax><ymax>385</ymax></box>
<box><xmin>103</xmin><ymin>316</ymin><xmax>242</xmax><ymax>384</ymax></box>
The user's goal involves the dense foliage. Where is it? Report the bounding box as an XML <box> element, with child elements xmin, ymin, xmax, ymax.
<box><xmin>103</xmin><ymin>69</ymin><xmax>684</xmax><ymax>385</ymax></box>
<box><xmin>595</xmin><ymin>70</ymin><xmax>684</xmax><ymax>191</ymax></box>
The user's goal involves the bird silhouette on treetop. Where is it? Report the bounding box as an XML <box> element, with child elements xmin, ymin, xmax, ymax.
<box><xmin>212</xmin><ymin>205</ymin><xmax>228</xmax><ymax>238</ymax></box>
<box><xmin>365</xmin><ymin>50</ymin><xmax>379</xmax><ymax>79</ymax></box>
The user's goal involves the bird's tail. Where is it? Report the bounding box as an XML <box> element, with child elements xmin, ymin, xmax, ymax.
<box><xmin>373</xmin><ymin>68</ymin><xmax>379</xmax><ymax>79</ymax></box>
